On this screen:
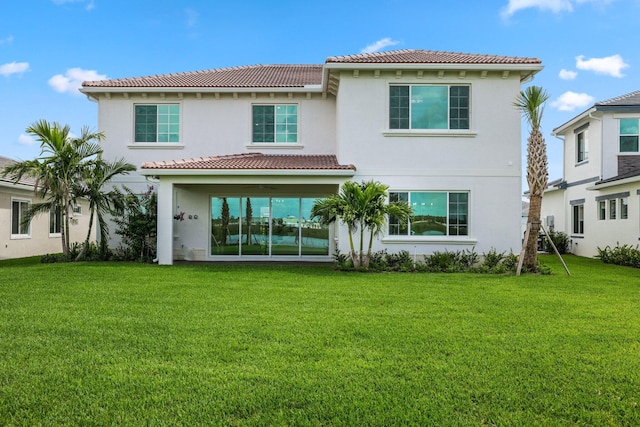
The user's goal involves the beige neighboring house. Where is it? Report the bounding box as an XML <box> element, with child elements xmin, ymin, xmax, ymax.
<box><xmin>1</xmin><ymin>155</ymin><xmax>93</xmax><ymax>260</ymax></box>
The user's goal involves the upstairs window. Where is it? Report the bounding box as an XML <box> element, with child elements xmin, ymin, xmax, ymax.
<box><xmin>389</xmin><ymin>85</ymin><xmax>469</xmax><ymax>130</ymax></box>
<box><xmin>11</xmin><ymin>199</ymin><xmax>30</xmax><ymax>237</ymax></box>
<box><xmin>619</xmin><ymin>118</ymin><xmax>639</xmax><ymax>152</ymax></box>
<box><xmin>253</xmin><ymin>105</ymin><xmax>298</xmax><ymax>143</ymax></box>
<box><xmin>576</xmin><ymin>131</ymin><xmax>588</xmax><ymax>163</ymax></box>
<box><xmin>135</xmin><ymin>104</ymin><xmax>180</xmax><ymax>143</ymax></box>
<box><xmin>389</xmin><ymin>191</ymin><xmax>468</xmax><ymax>237</ymax></box>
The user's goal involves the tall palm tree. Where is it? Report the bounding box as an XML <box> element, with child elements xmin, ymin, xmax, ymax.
<box><xmin>514</xmin><ymin>86</ymin><xmax>550</xmax><ymax>272</ymax></box>
<box><xmin>311</xmin><ymin>180</ymin><xmax>412</xmax><ymax>269</ymax></box>
<box><xmin>2</xmin><ymin>120</ymin><xmax>106</xmax><ymax>257</ymax></box>
<box><xmin>75</xmin><ymin>155</ymin><xmax>136</xmax><ymax>261</ymax></box>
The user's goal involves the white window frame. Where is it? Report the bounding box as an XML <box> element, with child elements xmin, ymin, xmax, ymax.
<box><xmin>130</xmin><ymin>103</ymin><xmax>183</xmax><ymax>148</ymax></box>
<box><xmin>571</xmin><ymin>203</ymin><xmax>584</xmax><ymax>236</ymax></box>
<box><xmin>576</xmin><ymin>130</ymin><xmax>588</xmax><ymax>163</ymax></box>
<box><xmin>11</xmin><ymin>198</ymin><xmax>31</xmax><ymax>239</ymax></box>
<box><xmin>598</xmin><ymin>201</ymin><xmax>606</xmax><ymax>220</ymax></box>
<box><xmin>384</xmin><ymin>83</ymin><xmax>476</xmax><ymax>138</ymax></box>
<box><xmin>386</xmin><ymin>190</ymin><xmax>471</xmax><ymax>239</ymax></box>
<box><xmin>49</xmin><ymin>206</ymin><xmax>62</xmax><ymax>237</ymax></box>
<box><xmin>250</xmin><ymin>103</ymin><xmax>300</xmax><ymax>146</ymax></box>
<box><xmin>618</xmin><ymin>117</ymin><xmax>639</xmax><ymax>153</ymax></box>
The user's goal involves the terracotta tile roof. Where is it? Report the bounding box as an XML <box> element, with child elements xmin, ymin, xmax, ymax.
<box><xmin>325</xmin><ymin>49</ymin><xmax>541</xmax><ymax>65</ymax></box>
<box><xmin>82</xmin><ymin>64</ymin><xmax>323</xmax><ymax>88</ymax></box>
<box><xmin>141</xmin><ymin>153</ymin><xmax>356</xmax><ymax>171</ymax></box>
<box><xmin>596</xmin><ymin>90</ymin><xmax>640</xmax><ymax>107</ymax></box>
<box><xmin>83</xmin><ymin>49</ymin><xmax>541</xmax><ymax>89</ymax></box>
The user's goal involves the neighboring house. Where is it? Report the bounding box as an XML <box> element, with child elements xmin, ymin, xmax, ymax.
<box><xmin>0</xmin><ymin>156</ymin><xmax>93</xmax><ymax>260</ymax></box>
<box><xmin>80</xmin><ymin>49</ymin><xmax>543</xmax><ymax>265</ymax></box>
<box><xmin>541</xmin><ymin>90</ymin><xmax>640</xmax><ymax>257</ymax></box>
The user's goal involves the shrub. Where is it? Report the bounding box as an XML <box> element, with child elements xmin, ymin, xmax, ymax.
<box><xmin>385</xmin><ymin>250</ymin><xmax>415</xmax><ymax>272</ymax></box>
<box><xmin>424</xmin><ymin>250</ymin><xmax>467</xmax><ymax>273</ymax></box>
<box><xmin>471</xmin><ymin>249</ymin><xmax>519</xmax><ymax>274</ymax></box>
<box><xmin>544</xmin><ymin>230</ymin><xmax>569</xmax><ymax>254</ymax></box>
<box><xmin>112</xmin><ymin>185</ymin><xmax>158</xmax><ymax>262</ymax></box>
<box><xmin>596</xmin><ymin>244</ymin><xmax>640</xmax><ymax>268</ymax></box>
<box><xmin>333</xmin><ymin>249</ymin><xmax>354</xmax><ymax>270</ymax></box>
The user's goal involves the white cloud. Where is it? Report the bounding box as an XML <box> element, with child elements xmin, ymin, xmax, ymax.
<box><xmin>551</xmin><ymin>91</ymin><xmax>595</xmax><ymax>111</ymax></box>
<box><xmin>360</xmin><ymin>38</ymin><xmax>400</xmax><ymax>54</ymax></box>
<box><xmin>501</xmin><ymin>0</ymin><xmax>614</xmax><ymax>17</ymax></box>
<box><xmin>559</xmin><ymin>69</ymin><xmax>577</xmax><ymax>80</ymax></box>
<box><xmin>18</xmin><ymin>134</ymin><xmax>35</xmax><ymax>146</ymax></box>
<box><xmin>576</xmin><ymin>54</ymin><xmax>628</xmax><ymax>77</ymax></box>
<box><xmin>52</xmin><ymin>0</ymin><xmax>95</xmax><ymax>11</ymax></box>
<box><xmin>0</xmin><ymin>35</ymin><xmax>14</xmax><ymax>44</ymax></box>
<box><xmin>185</xmin><ymin>8</ymin><xmax>199</xmax><ymax>27</ymax></box>
<box><xmin>0</xmin><ymin>61</ymin><xmax>29</xmax><ymax>77</ymax></box>
<box><xmin>501</xmin><ymin>0</ymin><xmax>572</xmax><ymax>18</ymax></box>
<box><xmin>48</xmin><ymin>68</ymin><xmax>107</xmax><ymax>95</ymax></box>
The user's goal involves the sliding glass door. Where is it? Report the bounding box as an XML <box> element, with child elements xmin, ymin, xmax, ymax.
<box><xmin>210</xmin><ymin>196</ymin><xmax>329</xmax><ymax>257</ymax></box>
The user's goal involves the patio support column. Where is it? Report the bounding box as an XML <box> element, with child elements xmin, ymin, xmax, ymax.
<box><xmin>157</xmin><ymin>180</ymin><xmax>174</xmax><ymax>265</ymax></box>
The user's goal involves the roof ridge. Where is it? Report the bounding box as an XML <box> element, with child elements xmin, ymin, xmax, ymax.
<box><xmin>83</xmin><ymin>64</ymin><xmax>323</xmax><ymax>85</ymax></box>
<box><xmin>596</xmin><ymin>90</ymin><xmax>640</xmax><ymax>106</ymax></box>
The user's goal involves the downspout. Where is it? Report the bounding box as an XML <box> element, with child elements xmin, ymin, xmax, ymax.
<box><xmin>588</xmin><ymin>112</ymin><xmax>603</xmax><ymax>180</ymax></box>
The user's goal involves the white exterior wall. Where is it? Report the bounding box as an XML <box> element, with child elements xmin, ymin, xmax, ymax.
<box><xmin>333</xmin><ymin>70</ymin><xmax>524</xmax><ymax>255</ymax></box>
<box><xmin>89</xmin><ymin>67</ymin><xmax>534</xmax><ymax>262</ymax></box>
<box><xmin>0</xmin><ymin>186</ymin><xmax>93</xmax><ymax>260</ymax></box>
<box><xmin>96</xmin><ymin>92</ymin><xmax>337</xmax><ymax>168</ymax></box>
<box><xmin>94</xmin><ymin>92</ymin><xmax>338</xmax><ymax>252</ymax></box>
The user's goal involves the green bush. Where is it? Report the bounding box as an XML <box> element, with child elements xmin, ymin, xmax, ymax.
<box><xmin>112</xmin><ymin>185</ymin><xmax>158</xmax><ymax>262</ymax></box>
<box><xmin>596</xmin><ymin>244</ymin><xmax>640</xmax><ymax>268</ymax></box>
<box><xmin>544</xmin><ymin>230</ymin><xmax>570</xmax><ymax>254</ymax></box>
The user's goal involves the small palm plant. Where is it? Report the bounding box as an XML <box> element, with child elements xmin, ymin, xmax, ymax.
<box><xmin>311</xmin><ymin>180</ymin><xmax>412</xmax><ymax>269</ymax></box>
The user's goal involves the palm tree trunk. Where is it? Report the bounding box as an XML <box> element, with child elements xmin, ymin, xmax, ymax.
<box><xmin>76</xmin><ymin>206</ymin><xmax>95</xmax><ymax>261</ymax></box>
<box><xmin>61</xmin><ymin>195</ymin><xmax>70</xmax><ymax>257</ymax></box>
<box><xmin>523</xmin><ymin>194</ymin><xmax>542</xmax><ymax>271</ymax></box>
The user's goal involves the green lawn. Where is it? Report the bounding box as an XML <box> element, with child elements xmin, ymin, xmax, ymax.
<box><xmin>1</xmin><ymin>255</ymin><xmax>639</xmax><ymax>425</ymax></box>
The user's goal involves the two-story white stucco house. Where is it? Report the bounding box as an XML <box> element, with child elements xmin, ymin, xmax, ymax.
<box><xmin>541</xmin><ymin>90</ymin><xmax>640</xmax><ymax>257</ymax></box>
<box><xmin>80</xmin><ymin>49</ymin><xmax>542</xmax><ymax>265</ymax></box>
<box><xmin>1</xmin><ymin>155</ymin><xmax>93</xmax><ymax>260</ymax></box>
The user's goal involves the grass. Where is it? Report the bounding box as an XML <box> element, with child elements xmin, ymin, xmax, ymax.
<box><xmin>0</xmin><ymin>255</ymin><xmax>639</xmax><ymax>425</ymax></box>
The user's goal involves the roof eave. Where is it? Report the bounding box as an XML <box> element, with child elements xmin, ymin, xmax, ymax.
<box><xmin>139</xmin><ymin>168</ymin><xmax>356</xmax><ymax>177</ymax></box>
<box><xmin>79</xmin><ymin>85</ymin><xmax>324</xmax><ymax>94</ymax></box>
<box><xmin>551</xmin><ymin>107</ymin><xmax>598</xmax><ymax>136</ymax></box>
<box><xmin>586</xmin><ymin>175</ymin><xmax>640</xmax><ymax>190</ymax></box>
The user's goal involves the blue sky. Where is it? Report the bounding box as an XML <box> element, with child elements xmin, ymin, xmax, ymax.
<box><xmin>1</xmin><ymin>0</ymin><xmax>639</xmax><ymax>186</ymax></box>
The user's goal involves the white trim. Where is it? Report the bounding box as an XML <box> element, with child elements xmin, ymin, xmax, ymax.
<box><xmin>383</xmin><ymin>130</ymin><xmax>477</xmax><ymax>138</ymax></box>
<box><xmin>132</xmin><ymin>102</ymin><xmax>182</xmax><ymax>145</ymax></box>
<box><xmin>128</xmin><ymin>143</ymin><xmax>185</xmax><ymax>150</ymax></box>
<box><xmin>140</xmin><ymin>168</ymin><xmax>356</xmax><ymax>177</ymax></box>
<box><xmin>382</xmin><ymin>237</ymin><xmax>477</xmax><ymax>245</ymax></box>
<box><xmin>246</xmin><ymin>144</ymin><xmax>304</xmax><ymax>150</ymax></box>
<box><xmin>10</xmin><ymin>197</ymin><xmax>31</xmax><ymax>239</ymax></box>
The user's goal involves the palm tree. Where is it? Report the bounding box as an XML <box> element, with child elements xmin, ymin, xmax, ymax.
<box><xmin>75</xmin><ymin>155</ymin><xmax>136</xmax><ymax>261</ymax></box>
<box><xmin>1</xmin><ymin>120</ymin><xmax>127</xmax><ymax>258</ymax></box>
<box><xmin>3</xmin><ymin>121</ymin><xmax>100</xmax><ymax>255</ymax></box>
<box><xmin>311</xmin><ymin>180</ymin><xmax>412</xmax><ymax>269</ymax></box>
<box><xmin>514</xmin><ymin>86</ymin><xmax>550</xmax><ymax>273</ymax></box>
